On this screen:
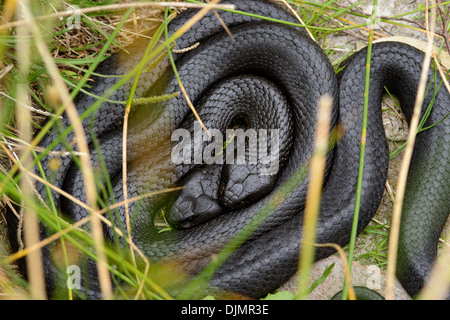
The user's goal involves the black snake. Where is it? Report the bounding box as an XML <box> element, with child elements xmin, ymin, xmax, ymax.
<box><xmin>7</xmin><ymin>0</ymin><xmax>450</xmax><ymax>299</ymax></box>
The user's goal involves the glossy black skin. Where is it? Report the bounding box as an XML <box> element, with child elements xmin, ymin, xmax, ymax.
<box><xmin>7</xmin><ymin>0</ymin><xmax>449</xmax><ymax>299</ymax></box>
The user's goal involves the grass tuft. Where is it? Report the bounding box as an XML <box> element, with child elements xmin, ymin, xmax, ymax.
<box><xmin>0</xmin><ymin>0</ymin><xmax>448</xmax><ymax>300</ymax></box>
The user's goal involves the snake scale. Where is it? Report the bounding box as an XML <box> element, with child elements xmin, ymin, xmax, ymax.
<box><xmin>7</xmin><ymin>0</ymin><xmax>450</xmax><ymax>299</ymax></box>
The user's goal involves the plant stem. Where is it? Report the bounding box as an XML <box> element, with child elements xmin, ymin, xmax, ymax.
<box><xmin>296</xmin><ymin>95</ymin><xmax>332</xmax><ymax>299</ymax></box>
<box><xmin>342</xmin><ymin>0</ymin><xmax>378</xmax><ymax>300</ymax></box>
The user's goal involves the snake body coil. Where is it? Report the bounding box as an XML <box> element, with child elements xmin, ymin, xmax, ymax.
<box><xmin>8</xmin><ymin>0</ymin><xmax>450</xmax><ymax>299</ymax></box>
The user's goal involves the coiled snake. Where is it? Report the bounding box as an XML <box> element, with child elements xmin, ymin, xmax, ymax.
<box><xmin>8</xmin><ymin>0</ymin><xmax>450</xmax><ymax>299</ymax></box>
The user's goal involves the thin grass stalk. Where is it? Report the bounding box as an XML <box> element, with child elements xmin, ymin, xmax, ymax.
<box><xmin>16</xmin><ymin>0</ymin><xmax>46</xmax><ymax>300</ymax></box>
<box><xmin>2</xmin><ymin>158</ymin><xmax>180</xmax><ymax>299</ymax></box>
<box><xmin>2</xmin><ymin>0</ymin><xmax>234</xmax><ymax>206</ymax></box>
<box><xmin>163</xmin><ymin>4</ymin><xmax>215</xmax><ymax>138</ymax></box>
<box><xmin>433</xmin><ymin>52</ymin><xmax>450</xmax><ymax>93</ymax></box>
<box><xmin>34</xmin><ymin>146</ymin><xmax>73</xmax><ymax>299</ymax></box>
<box><xmin>4</xmin><ymin>180</ymin><xmax>182</xmax><ymax>297</ymax></box>
<box><xmin>314</xmin><ymin>242</ymin><xmax>356</xmax><ymax>300</ymax></box>
<box><xmin>3</xmin><ymin>134</ymin><xmax>181</xmax><ymax>299</ymax></box>
<box><xmin>2</xmin><ymin>1</ymin><xmax>224</xmax><ymax>296</ymax></box>
<box><xmin>177</xmin><ymin>164</ymin><xmax>311</xmax><ymax>299</ymax></box>
<box><xmin>0</xmin><ymin>4</ymin><xmax>134</xmax><ymax>207</ymax></box>
<box><xmin>279</xmin><ymin>0</ymin><xmax>316</xmax><ymax>41</ymax></box>
<box><xmin>341</xmin><ymin>0</ymin><xmax>378</xmax><ymax>301</ymax></box>
<box><xmin>121</xmin><ymin>19</ymin><xmax>170</xmax><ymax>295</ymax></box>
<box><xmin>385</xmin><ymin>2</ymin><xmax>437</xmax><ymax>300</ymax></box>
<box><xmin>0</xmin><ymin>1</ymin><xmax>236</xmax><ymax>32</ymax></box>
<box><xmin>2</xmin><ymin>121</ymin><xmax>178</xmax><ymax>298</ymax></box>
<box><xmin>187</xmin><ymin>0</ymin><xmax>342</xmax><ymax>33</ymax></box>
<box><xmin>2</xmin><ymin>184</ymin><xmax>184</xmax><ymax>265</ymax></box>
<box><xmin>29</xmin><ymin>0</ymin><xmax>233</xmax><ymax>164</ymax></box>
<box><xmin>296</xmin><ymin>94</ymin><xmax>332</xmax><ymax>299</ymax></box>
<box><xmin>297</xmin><ymin>0</ymin><xmax>449</xmax><ymax>45</ymax></box>
<box><xmin>205</xmin><ymin>0</ymin><xmax>234</xmax><ymax>39</ymax></box>
<box><xmin>19</xmin><ymin>2</ymin><xmax>113</xmax><ymax>299</ymax></box>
